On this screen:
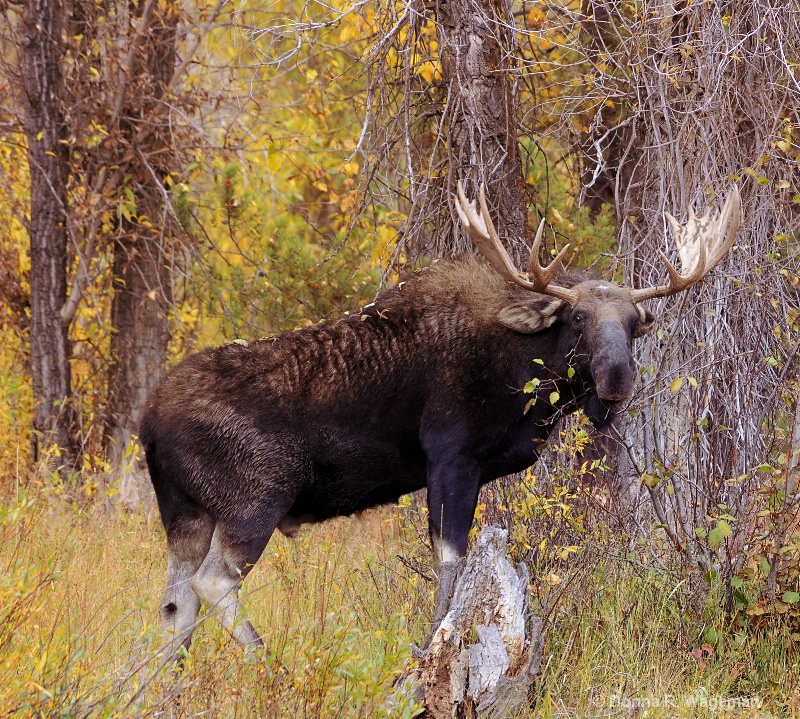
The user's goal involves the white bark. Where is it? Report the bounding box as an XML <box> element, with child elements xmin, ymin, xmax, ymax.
<box><xmin>395</xmin><ymin>527</ymin><xmax>543</xmax><ymax>718</ymax></box>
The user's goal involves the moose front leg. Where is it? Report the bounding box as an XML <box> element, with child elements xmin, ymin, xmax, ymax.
<box><xmin>425</xmin><ymin>461</ymin><xmax>480</xmax><ymax>644</ymax></box>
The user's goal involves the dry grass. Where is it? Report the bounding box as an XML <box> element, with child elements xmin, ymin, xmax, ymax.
<box><xmin>0</xmin><ymin>495</ymin><xmax>428</xmax><ymax>718</ymax></box>
<box><xmin>2</xmin><ymin>488</ymin><xmax>800</xmax><ymax>718</ymax></box>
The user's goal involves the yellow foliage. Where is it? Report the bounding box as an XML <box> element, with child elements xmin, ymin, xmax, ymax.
<box><xmin>341</xmin><ymin>160</ymin><xmax>360</xmax><ymax>177</ymax></box>
<box><xmin>528</xmin><ymin>6</ymin><xmax>547</xmax><ymax>29</ymax></box>
<box><xmin>417</xmin><ymin>60</ymin><xmax>442</xmax><ymax>84</ymax></box>
<box><xmin>0</xmin><ymin>496</ymin><xmax>423</xmax><ymax>717</ymax></box>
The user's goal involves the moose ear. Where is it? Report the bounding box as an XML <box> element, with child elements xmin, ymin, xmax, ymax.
<box><xmin>497</xmin><ymin>298</ymin><xmax>564</xmax><ymax>334</ymax></box>
<box><xmin>633</xmin><ymin>304</ymin><xmax>655</xmax><ymax>338</ymax></box>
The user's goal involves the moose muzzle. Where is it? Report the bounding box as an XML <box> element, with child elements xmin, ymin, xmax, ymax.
<box><xmin>591</xmin><ymin>322</ymin><xmax>637</xmax><ymax>402</ymax></box>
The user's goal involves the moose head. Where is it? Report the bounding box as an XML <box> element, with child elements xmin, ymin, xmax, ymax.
<box><xmin>455</xmin><ymin>182</ymin><xmax>741</xmax><ymax>414</ymax></box>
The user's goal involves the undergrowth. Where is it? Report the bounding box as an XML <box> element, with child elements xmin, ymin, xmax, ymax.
<box><xmin>0</xmin><ymin>493</ymin><xmax>425</xmax><ymax>718</ymax></box>
<box><xmin>1</xmin><ymin>484</ymin><xmax>799</xmax><ymax>717</ymax></box>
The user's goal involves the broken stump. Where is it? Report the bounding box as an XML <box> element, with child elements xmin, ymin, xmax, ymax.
<box><xmin>396</xmin><ymin>527</ymin><xmax>544</xmax><ymax>718</ymax></box>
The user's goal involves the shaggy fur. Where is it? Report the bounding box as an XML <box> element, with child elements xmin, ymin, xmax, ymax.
<box><xmin>141</xmin><ymin>256</ymin><xmax>653</xmax><ymax>658</ymax></box>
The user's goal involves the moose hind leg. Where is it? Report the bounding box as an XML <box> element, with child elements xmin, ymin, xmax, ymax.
<box><xmin>160</xmin><ymin>507</ymin><xmax>215</xmax><ymax>661</ymax></box>
<box><xmin>191</xmin><ymin>524</ymin><xmax>270</xmax><ymax>648</ymax></box>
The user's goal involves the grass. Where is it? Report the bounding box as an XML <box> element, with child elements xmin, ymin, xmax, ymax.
<box><xmin>1</xmin><ymin>488</ymin><xmax>799</xmax><ymax>718</ymax></box>
<box><xmin>0</xmin><ymin>494</ymin><xmax>426</xmax><ymax>718</ymax></box>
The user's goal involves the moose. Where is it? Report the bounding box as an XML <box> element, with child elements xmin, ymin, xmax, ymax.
<box><xmin>141</xmin><ymin>184</ymin><xmax>741</xmax><ymax>660</ymax></box>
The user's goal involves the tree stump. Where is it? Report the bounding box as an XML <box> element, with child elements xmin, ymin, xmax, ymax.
<box><xmin>396</xmin><ymin>527</ymin><xmax>544</xmax><ymax>718</ymax></box>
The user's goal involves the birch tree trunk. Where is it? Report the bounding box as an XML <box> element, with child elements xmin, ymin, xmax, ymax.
<box><xmin>364</xmin><ymin>0</ymin><xmax>533</xmax><ymax>266</ymax></box>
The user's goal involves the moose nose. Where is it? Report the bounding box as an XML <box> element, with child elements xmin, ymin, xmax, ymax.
<box><xmin>594</xmin><ymin>359</ymin><xmax>635</xmax><ymax>402</ymax></box>
<box><xmin>591</xmin><ymin>322</ymin><xmax>636</xmax><ymax>402</ymax></box>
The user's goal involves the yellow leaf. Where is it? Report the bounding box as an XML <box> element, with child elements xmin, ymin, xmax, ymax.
<box><xmin>527</xmin><ymin>7</ymin><xmax>547</xmax><ymax>28</ymax></box>
<box><xmin>418</xmin><ymin>62</ymin><xmax>435</xmax><ymax>84</ymax></box>
<box><xmin>670</xmin><ymin>377</ymin><xmax>683</xmax><ymax>393</ymax></box>
<box><xmin>267</xmin><ymin>145</ymin><xmax>281</xmax><ymax>174</ymax></box>
<box><xmin>341</xmin><ymin>161</ymin><xmax>359</xmax><ymax>177</ymax></box>
<box><xmin>339</xmin><ymin>25</ymin><xmax>358</xmax><ymax>43</ymax></box>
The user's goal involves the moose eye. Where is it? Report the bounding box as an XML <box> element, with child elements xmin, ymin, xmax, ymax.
<box><xmin>573</xmin><ymin>313</ymin><xmax>583</xmax><ymax>325</ymax></box>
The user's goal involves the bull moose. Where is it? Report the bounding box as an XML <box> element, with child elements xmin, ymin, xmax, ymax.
<box><xmin>140</xmin><ymin>184</ymin><xmax>741</xmax><ymax>660</ymax></box>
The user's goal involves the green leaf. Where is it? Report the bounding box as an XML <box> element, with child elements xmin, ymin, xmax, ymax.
<box><xmin>549</xmin><ymin>391</ymin><xmax>560</xmax><ymax>405</ymax></box>
<box><xmin>642</xmin><ymin>473</ymin><xmax>661</xmax><ymax>488</ymax></box>
<box><xmin>533</xmin><ymin>358</ymin><xmax>544</xmax><ymax>365</ymax></box>
<box><xmin>694</xmin><ymin>527</ymin><xmax>707</xmax><ymax>539</ymax></box>
<box><xmin>523</xmin><ymin>378</ymin><xmax>540</xmax><ymax>394</ymax></box>
<box><xmin>232</xmin><ymin>338</ymin><xmax>248</xmax><ymax>346</ymax></box>
<box><xmin>782</xmin><ymin>591</ymin><xmax>800</xmax><ymax>604</ymax></box>
<box><xmin>567</xmin><ymin>367</ymin><xmax>575</xmax><ymax>379</ymax></box>
<box><xmin>708</xmin><ymin>527</ymin><xmax>724</xmax><ymax>549</ymax></box>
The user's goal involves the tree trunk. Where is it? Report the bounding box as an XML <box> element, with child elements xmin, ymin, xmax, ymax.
<box><xmin>21</xmin><ymin>0</ymin><xmax>77</xmax><ymax>474</ymax></box>
<box><xmin>104</xmin><ymin>4</ymin><xmax>178</xmax><ymax>502</ymax></box>
<box><xmin>105</xmin><ymin>225</ymin><xmax>172</xmax><ymax>489</ymax></box>
<box><xmin>436</xmin><ymin>0</ymin><xmax>530</xmax><ymax>264</ymax></box>
<box><xmin>578</xmin><ymin>1</ymin><xmax>641</xmax><ymax>220</ymax></box>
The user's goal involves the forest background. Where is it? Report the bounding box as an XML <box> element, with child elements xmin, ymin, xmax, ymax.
<box><xmin>2</xmin><ymin>0</ymin><xmax>800</xmax><ymax>716</ymax></box>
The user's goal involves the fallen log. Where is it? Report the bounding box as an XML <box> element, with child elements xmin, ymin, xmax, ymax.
<box><xmin>395</xmin><ymin>527</ymin><xmax>544</xmax><ymax>718</ymax></box>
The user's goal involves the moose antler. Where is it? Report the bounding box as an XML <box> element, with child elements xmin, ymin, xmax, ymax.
<box><xmin>454</xmin><ymin>182</ymin><xmax>579</xmax><ymax>306</ymax></box>
<box><xmin>629</xmin><ymin>187</ymin><xmax>741</xmax><ymax>303</ymax></box>
<box><xmin>455</xmin><ymin>183</ymin><xmax>741</xmax><ymax>307</ymax></box>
